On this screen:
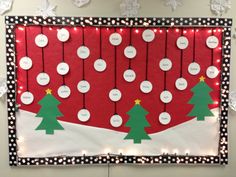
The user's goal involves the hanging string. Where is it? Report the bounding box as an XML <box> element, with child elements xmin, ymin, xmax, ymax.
<box><xmin>114</xmin><ymin>27</ymin><xmax>117</xmax><ymax>114</ymax></box>
<box><xmin>180</xmin><ymin>29</ymin><xmax>184</xmax><ymax>78</ymax></box>
<box><xmin>192</xmin><ymin>28</ymin><xmax>196</xmax><ymax>62</ymax></box>
<box><xmin>100</xmin><ymin>27</ymin><xmax>102</xmax><ymax>58</ymax></box>
<box><xmin>164</xmin><ymin>28</ymin><xmax>169</xmax><ymax>112</ymax></box>
<box><xmin>82</xmin><ymin>27</ymin><xmax>85</xmax><ymax>80</ymax></box>
<box><xmin>145</xmin><ymin>40</ymin><xmax>149</xmax><ymax>80</ymax></box>
<box><xmin>62</xmin><ymin>37</ymin><xmax>66</xmax><ymax>85</ymax></box>
<box><xmin>128</xmin><ymin>27</ymin><xmax>132</xmax><ymax>69</ymax></box>
<box><xmin>40</xmin><ymin>26</ymin><xmax>45</xmax><ymax>73</ymax></box>
<box><xmin>25</xmin><ymin>27</ymin><xmax>29</xmax><ymax>91</ymax></box>
<box><xmin>211</xmin><ymin>29</ymin><xmax>214</xmax><ymax>66</ymax></box>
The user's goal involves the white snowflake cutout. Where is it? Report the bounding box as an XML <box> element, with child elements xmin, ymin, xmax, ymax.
<box><xmin>120</xmin><ymin>0</ymin><xmax>140</xmax><ymax>17</ymax></box>
<box><xmin>72</xmin><ymin>0</ymin><xmax>90</xmax><ymax>8</ymax></box>
<box><xmin>0</xmin><ymin>0</ymin><xmax>13</xmax><ymax>15</ymax></box>
<box><xmin>210</xmin><ymin>0</ymin><xmax>231</xmax><ymax>16</ymax></box>
<box><xmin>36</xmin><ymin>0</ymin><xmax>56</xmax><ymax>18</ymax></box>
<box><xmin>164</xmin><ymin>0</ymin><xmax>182</xmax><ymax>11</ymax></box>
<box><xmin>0</xmin><ymin>77</ymin><xmax>7</xmax><ymax>98</ymax></box>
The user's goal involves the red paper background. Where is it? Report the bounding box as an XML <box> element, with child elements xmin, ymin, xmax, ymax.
<box><xmin>16</xmin><ymin>26</ymin><xmax>222</xmax><ymax>134</ymax></box>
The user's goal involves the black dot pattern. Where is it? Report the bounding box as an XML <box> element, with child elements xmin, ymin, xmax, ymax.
<box><xmin>5</xmin><ymin>16</ymin><xmax>232</xmax><ymax>166</ymax></box>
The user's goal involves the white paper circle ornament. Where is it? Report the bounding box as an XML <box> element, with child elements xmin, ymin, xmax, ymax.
<box><xmin>123</xmin><ymin>69</ymin><xmax>136</xmax><ymax>82</ymax></box>
<box><xmin>35</xmin><ymin>34</ymin><xmax>48</xmax><ymax>47</ymax></box>
<box><xmin>77</xmin><ymin>80</ymin><xmax>90</xmax><ymax>93</ymax></box>
<box><xmin>124</xmin><ymin>46</ymin><xmax>137</xmax><ymax>59</ymax></box>
<box><xmin>109</xmin><ymin>89</ymin><xmax>122</xmax><ymax>102</ymax></box>
<box><xmin>57</xmin><ymin>62</ymin><xmax>70</xmax><ymax>75</ymax></box>
<box><xmin>142</xmin><ymin>29</ymin><xmax>155</xmax><ymax>42</ymax></box>
<box><xmin>94</xmin><ymin>59</ymin><xmax>107</xmax><ymax>72</ymax></box>
<box><xmin>77</xmin><ymin>46</ymin><xmax>90</xmax><ymax>59</ymax></box>
<box><xmin>206</xmin><ymin>35</ymin><xmax>219</xmax><ymax>49</ymax></box>
<box><xmin>159</xmin><ymin>58</ymin><xmax>172</xmax><ymax>71</ymax></box>
<box><xmin>57</xmin><ymin>28</ymin><xmax>70</xmax><ymax>42</ymax></box>
<box><xmin>206</xmin><ymin>65</ymin><xmax>219</xmax><ymax>79</ymax></box>
<box><xmin>20</xmin><ymin>91</ymin><xmax>34</xmax><ymax>105</ymax></box>
<box><xmin>140</xmin><ymin>80</ymin><xmax>153</xmax><ymax>93</ymax></box>
<box><xmin>78</xmin><ymin>109</ymin><xmax>90</xmax><ymax>122</ymax></box>
<box><xmin>19</xmin><ymin>56</ymin><xmax>32</xmax><ymax>70</ymax></box>
<box><xmin>110</xmin><ymin>114</ymin><xmax>123</xmax><ymax>128</ymax></box>
<box><xmin>177</xmin><ymin>36</ymin><xmax>189</xmax><ymax>49</ymax></box>
<box><xmin>159</xmin><ymin>112</ymin><xmax>171</xmax><ymax>125</ymax></box>
<box><xmin>57</xmin><ymin>85</ymin><xmax>71</xmax><ymax>98</ymax></box>
<box><xmin>160</xmin><ymin>90</ymin><xmax>173</xmax><ymax>103</ymax></box>
<box><xmin>188</xmin><ymin>62</ymin><xmax>201</xmax><ymax>75</ymax></box>
<box><xmin>175</xmin><ymin>78</ymin><xmax>188</xmax><ymax>90</ymax></box>
<box><xmin>36</xmin><ymin>72</ymin><xmax>50</xmax><ymax>86</ymax></box>
<box><xmin>109</xmin><ymin>32</ymin><xmax>122</xmax><ymax>46</ymax></box>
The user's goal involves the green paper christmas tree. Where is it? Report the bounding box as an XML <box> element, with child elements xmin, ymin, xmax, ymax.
<box><xmin>124</xmin><ymin>99</ymin><xmax>151</xmax><ymax>144</ymax></box>
<box><xmin>35</xmin><ymin>88</ymin><xmax>64</xmax><ymax>134</ymax></box>
<box><xmin>188</xmin><ymin>76</ymin><xmax>214</xmax><ymax>121</ymax></box>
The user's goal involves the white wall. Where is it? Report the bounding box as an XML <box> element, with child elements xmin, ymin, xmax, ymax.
<box><xmin>0</xmin><ymin>0</ymin><xmax>236</xmax><ymax>177</ymax></box>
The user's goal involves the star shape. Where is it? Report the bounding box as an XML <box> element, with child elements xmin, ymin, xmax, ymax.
<box><xmin>45</xmin><ymin>88</ymin><xmax>52</xmax><ymax>94</ymax></box>
<box><xmin>135</xmin><ymin>99</ymin><xmax>141</xmax><ymax>105</ymax></box>
<box><xmin>199</xmin><ymin>76</ymin><xmax>206</xmax><ymax>82</ymax></box>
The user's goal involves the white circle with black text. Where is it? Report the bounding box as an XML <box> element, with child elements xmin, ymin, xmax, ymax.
<box><xmin>160</xmin><ymin>90</ymin><xmax>172</xmax><ymax>103</ymax></box>
<box><xmin>57</xmin><ymin>85</ymin><xmax>71</xmax><ymax>98</ymax></box>
<box><xmin>35</xmin><ymin>34</ymin><xmax>48</xmax><ymax>47</ymax></box>
<box><xmin>188</xmin><ymin>62</ymin><xmax>201</xmax><ymax>75</ymax></box>
<box><xmin>176</xmin><ymin>36</ymin><xmax>189</xmax><ymax>49</ymax></box>
<box><xmin>159</xmin><ymin>112</ymin><xmax>171</xmax><ymax>125</ymax></box>
<box><xmin>140</xmin><ymin>80</ymin><xmax>153</xmax><ymax>93</ymax></box>
<box><xmin>175</xmin><ymin>78</ymin><xmax>188</xmax><ymax>91</ymax></box>
<box><xmin>20</xmin><ymin>91</ymin><xmax>34</xmax><ymax>105</ymax></box>
<box><xmin>159</xmin><ymin>58</ymin><xmax>172</xmax><ymax>71</ymax></box>
<box><xmin>94</xmin><ymin>59</ymin><xmax>107</xmax><ymax>72</ymax></box>
<box><xmin>110</xmin><ymin>114</ymin><xmax>123</xmax><ymax>128</ymax></box>
<box><xmin>124</xmin><ymin>46</ymin><xmax>137</xmax><ymax>59</ymax></box>
<box><xmin>36</xmin><ymin>72</ymin><xmax>50</xmax><ymax>86</ymax></box>
<box><xmin>77</xmin><ymin>46</ymin><xmax>90</xmax><ymax>59</ymax></box>
<box><xmin>109</xmin><ymin>89</ymin><xmax>122</xmax><ymax>102</ymax></box>
<box><xmin>206</xmin><ymin>65</ymin><xmax>219</xmax><ymax>79</ymax></box>
<box><xmin>109</xmin><ymin>32</ymin><xmax>122</xmax><ymax>46</ymax></box>
<box><xmin>123</xmin><ymin>69</ymin><xmax>136</xmax><ymax>82</ymax></box>
<box><xmin>206</xmin><ymin>35</ymin><xmax>219</xmax><ymax>49</ymax></box>
<box><xmin>78</xmin><ymin>109</ymin><xmax>90</xmax><ymax>122</ymax></box>
<box><xmin>77</xmin><ymin>80</ymin><xmax>90</xmax><ymax>93</ymax></box>
<box><xmin>19</xmin><ymin>56</ymin><xmax>32</xmax><ymax>70</ymax></box>
<box><xmin>57</xmin><ymin>28</ymin><xmax>70</xmax><ymax>42</ymax></box>
<box><xmin>57</xmin><ymin>62</ymin><xmax>70</xmax><ymax>75</ymax></box>
<box><xmin>142</xmin><ymin>29</ymin><xmax>155</xmax><ymax>42</ymax></box>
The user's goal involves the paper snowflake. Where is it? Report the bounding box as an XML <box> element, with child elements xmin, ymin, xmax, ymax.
<box><xmin>210</xmin><ymin>0</ymin><xmax>231</xmax><ymax>16</ymax></box>
<box><xmin>164</xmin><ymin>0</ymin><xmax>182</xmax><ymax>11</ymax></box>
<box><xmin>72</xmin><ymin>0</ymin><xmax>90</xmax><ymax>8</ymax></box>
<box><xmin>36</xmin><ymin>0</ymin><xmax>57</xmax><ymax>18</ymax></box>
<box><xmin>0</xmin><ymin>77</ymin><xmax>7</xmax><ymax>98</ymax></box>
<box><xmin>0</xmin><ymin>0</ymin><xmax>13</xmax><ymax>15</ymax></box>
<box><xmin>120</xmin><ymin>0</ymin><xmax>140</xmax><ymax>17</ymax></box>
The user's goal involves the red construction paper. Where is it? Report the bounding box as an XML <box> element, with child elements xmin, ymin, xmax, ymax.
<box><xmin>16</xmin><ymin>26</ymin><xmax>222</xmax><ymax>134</ymax></box>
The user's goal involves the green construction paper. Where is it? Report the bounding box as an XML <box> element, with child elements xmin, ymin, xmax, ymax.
<box><xmin>124</xmin><ymin>104</ymin><xmax>151</xmax><ymax>144</ymax></box>
<box><xmin>188</xmin><ymin>81</ymin><xmax>214</xmax><ymax>121</ymax></box>
<box><xmin>35</xmin><ymin>93</ymin><xmax>64</xmax><ymax>134</ymax></box>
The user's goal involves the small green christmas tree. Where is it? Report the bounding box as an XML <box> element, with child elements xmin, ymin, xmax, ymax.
<box><xmin>124</xmin><ymin>99</ymin><xmax>151</xmax><ymax>144</ymax></box>
<box><xmin>35</xmin><ymin>88</ymin><xmax>64</xmax><ymax>134</ymax></box>
<box><xmin>188</xmin><ymin>76</ymin><xmax>214</xmax><ymax>121</ymax></box>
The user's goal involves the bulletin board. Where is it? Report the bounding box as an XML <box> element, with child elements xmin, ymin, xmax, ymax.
<box><xmin>5</xmin><ymin>16</ymin><xmax>231</xmax><ymax>166</ymax></box>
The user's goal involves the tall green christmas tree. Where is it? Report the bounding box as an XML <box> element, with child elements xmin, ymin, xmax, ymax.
<box><xmin>124</xmin><ymin>99</ymin><xmax>151</xmax><ymax>144</ymax></box>
<box><xmin>188</xmin><ymin>76</ymin><xmax>214</xmax><ymax>121</ymax></box>
<box><xmin>35</xmin><ymin>88</ymin><xmax>64</xmax><ymax>134</ymax></box>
